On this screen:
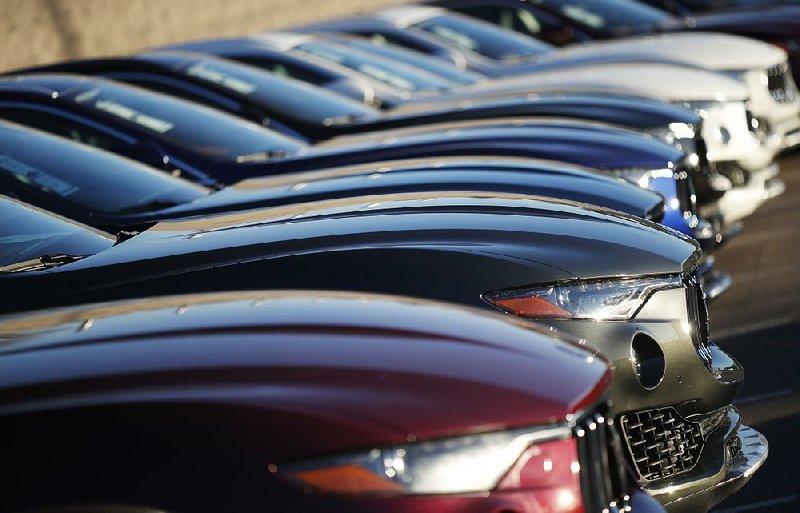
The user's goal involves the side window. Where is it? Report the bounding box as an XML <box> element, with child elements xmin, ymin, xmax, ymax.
<box><xmin>513</xmin><ymin>9</ymin><xmax>545</xmax><ymax>35</ymax></box>
<box><xmin>237</xmin><ymin>58</ymin><xmax>329</xmax><ymax>86</ymax></box>
<box><xmin>456</xmin><ymin>5</ymin><xmax>506</xmax><ymax>27</ymax></box>
<box><xmin>366</xmin><ymin>32</ymin><xmax>430</xmax><ymax>54</ymax></box>
<box><xmin>457</xmin><ymin>5</ymin><xmax>563</xmax><ymax>40</ymax></box>
<box><xmin>125</xmin><ymin>79</ymin><xmax>225</xmax><ymax>109</ymax></box>
<box><xmin>0</xmin><ymin>108</ymin><xmax>129</xmax><ymax>154</ymax></box>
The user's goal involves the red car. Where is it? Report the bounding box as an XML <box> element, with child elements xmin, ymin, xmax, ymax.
<box><xmin>0</xmin><ymin>291</ymin><xmax>667</xmax><ymax>513</ymax></box>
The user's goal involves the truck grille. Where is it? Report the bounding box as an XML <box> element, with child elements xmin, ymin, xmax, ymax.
<box><xmin>766</xmin><ymin>63</ymin><xmax>795</xmax><ymax>104</ymax></box>
<box><xmin>575</xmin><ymin>407</ymin><xmax>630</xmax><ymax>512</ymax></box>
<box><xmin>620</xmin><ymin>406</ymin><xmax>705</xmax><ymax>482</ymax></box>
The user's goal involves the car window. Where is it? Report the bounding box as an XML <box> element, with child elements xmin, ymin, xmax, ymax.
<box><xmin>238</xmin><ymin>57</ymin><xmax>330</xmax><ymax>85</ymax></box>
<box><xmin>534</xmin><ymin>0</ymin><xmax>670</xmax><ymax>30</ymax></box>
<box><xmin>295</xmin><ymin>41</ymin><xmax>456</xmax><ymax>92</ymax></box>
<box><xmin>0</xmin><ymin>197</ymin><xmax>113</xmax><ymax>270</ymax></box>
<box><xmin>64</xmin><ymin>83</ymin><xmax>306</xmax><ymax>161</ymax></box>
<box><xmin>340</xmin><ymin>38</ymin><xmax>480</xmax><ymax>85</ymax></box>
<box><xmin>169</xmin><ymin>57</ymin><xmax>380</xmax><ymax>125</ymax></box>
<box><xmin>0</xmin><ymin>108</ymin><xmax>131</xmax><ymax>154</ymax></box>
<box><xmin>0</xmin><ymin>122</ymin><xmax>207</xmax><ymax>215</ymax></box>
<box><xmin>411</xmin><ymin>14</ymin><xmax>552</xmax><ymax>61</ymax></box>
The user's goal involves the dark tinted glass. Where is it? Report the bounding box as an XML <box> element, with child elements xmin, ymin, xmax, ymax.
<box><xmin>296</xmin><ymin>42</ymin><xmax>456</xmax><ymax>92</ymax></box>
<box><xmin>237</xmin><ymin>57</ymin><xmax>331</xmax><ymax>85</ymax></box>
<box><xmin>536</xmin><ymin>0</ymin><xmax>670</xmax><ymax>30</ymax></box>
<box><xmin>0</xmin><ymin>108</ymin><xmax>130</xmax><ymax>154</ymax></box>
<box><xmin>341</xmin><ymin>38</ymin><xmax>480</xmax><ymax>85</ymax></box>
<box><xmin>0</xmin><ymin>122</ymin><xmax>207</xmax><ymax>214</ymax></box>
<box><xmin>0</xmin><ymin>197</ymin><xmax>113</xmax><ymax>270</ymax></box>
<box><xmin>145</xmin><ymin>54</ymin><xmax>381</xmax><ymax>125</ymax></box>
<box><xmin>413</xmin><ymin>14</ymin><xmax>552</xmax><ymax>61</ymax></box>
<box><xmin>65</xmin><ymin>82</ymin><xmax>305</xmax><ymax>160</ymax></box>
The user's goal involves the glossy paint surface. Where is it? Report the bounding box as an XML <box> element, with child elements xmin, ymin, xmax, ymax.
<box><xmin>0</xmin><ymin>122</ymin><xmax>664</xmax><ymax>233</ymax></box>
<box><xmin>159</xmin><ymin>33</ymin><xmax>696</xmax><ymax>129</ymax></box>
<box><xmin>0</xmin><ymin>291</ymin><xmax>620</xmax><ymax>513</ymax></box>
<box><xmin>181</xmin><ymin>157</ymin><xmax>665</xmax><ymax>220</ymax></box>
<box><xmin>7</xmin><ymin>52</ymin><xmax>700</xmax><ymax>137</ymax></box>
<box><xmin>0</xmin><ymin>75</ymin><xmax>685</xmax><ymax>187</ymax></box>
<box><xmin>0</xmin><ymin>291</ymin><xmax>608</xmax><ymax>446</ymax></box>
<box><xmin>0</xmin><ymin>192</ymin><xmax>699</xmax><ymax>313</ymax></box>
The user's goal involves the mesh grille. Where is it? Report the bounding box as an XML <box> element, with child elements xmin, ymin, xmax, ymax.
<box><xmin>575</xmin><ymin>408</ymin><xmax>630</xmax><ymax>512</ymax></box>
<box><xmin>620</xmin><ymin>406</ymin><xmax>705</xmax><ymax>482</ymax></box>
<box><xmin>766</xmin><ymin>63</ymin><xmax>795</xmax><ymax>104</ymax></box>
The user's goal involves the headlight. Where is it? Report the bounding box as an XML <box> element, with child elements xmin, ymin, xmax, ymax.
<box><xmin>646</xmin><ymin>123</ymin><xmax>700</xmax><ymax>162</ymax></box>
<box><xmin>647</xmin><ymin>122</ymin><xmax>696</xmax><ymax>145</ymax></box>
<box><xmin>484</xmin><ymin>276</ymin><xmax>683</xmax><ymax>321</ymax></box>
<box><xmin>279</xmin><ymin>424</ymin><xmax>573</xmax><ymax>495</ymax></box>
<box><xmin>612</xmin><ymin>167</ymin><xmax>675</xmax><ymax>189</ymax></box>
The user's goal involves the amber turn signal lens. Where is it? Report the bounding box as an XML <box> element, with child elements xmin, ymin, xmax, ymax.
<box><xmin>287</xmin><ymin>464</ymin><xmax>405</xmax><ymax>494</ymax></box>
<box><xmin>491</xmin><ymin>296</ymin><xmax>571</xmax><ymax>319</ymax></box>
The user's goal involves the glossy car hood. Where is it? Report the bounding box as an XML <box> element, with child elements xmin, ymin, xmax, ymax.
<box><xmin>478</xmin><ymin>62</ymin><xmax>748</xmax><ymax>102</ymax></box>
<box><xmin>315</xmin><ymin>119</ymin><xmax>686</xmax><ymax>170</ymax></box>
<box><xmin>168</xmin><ymin>156</ymin><xmax>665</xmax><ymax>220</ymax></box>
<box><xmin>552</xmin><ymin>31</ymin><xmax>785</xmax><ymax>71</ymax></box>
<box><xmin>388</xmin><ymin>92</ymin><xmax>701</xmax><ymax>130</ymax></box>
<box><xmin>0</xmin><ymin>291</ymin><xmax>608</xmax><ymax>458</ymax></box>
<box><xmin>72</xmin><ymin>192</ymin><xmax>698</xmax><ymax>279</ymax></box>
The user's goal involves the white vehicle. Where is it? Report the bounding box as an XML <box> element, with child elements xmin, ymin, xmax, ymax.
<box><xmin>369</xmin><ymin>5</ymin><xmax>800</xmax><ymax>153</ymax></box>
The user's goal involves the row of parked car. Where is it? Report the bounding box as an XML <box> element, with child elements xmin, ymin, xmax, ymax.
<box><xmin>1</xmin><ymin>0</ymin><xmax>797</xmax><ymax>512</ymax></box>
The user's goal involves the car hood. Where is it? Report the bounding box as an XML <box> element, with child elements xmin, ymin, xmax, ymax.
<box><xmin>476</xmin><ymin>62</ymin><xmax>749</xmax><ymax>102</ymax></box>
<box><xmin>163</xmin><ymin>156</ymin><xmax>664</xmax><ymax>220</ymax></box>
<box><xmin>1</xmin><ymin>192</ymin><xmax>698</xmax><ymax>314</ymax></box>
<box><xmin>0</xmin><ymin>291</ymin><xmax>608</xmax><ymax>458</ymax></box>
<box><xmin>381</xmin><ymin>92</ymin><xmax>701</xmax><ymax>130</ymax></box>
<box><xmin>73</xmin><ymin>191</ymin><xmax>699</xmax><ymax>279</ymax></box>
<box><xmin>551</xmin><ymin>31</ymin><xmax>786</xmax><ymax>71</ymax></box>
<box><xmin>313</xmin><ymin>119</ymin><xmax>685</xmax><ymax>170</ymax></box>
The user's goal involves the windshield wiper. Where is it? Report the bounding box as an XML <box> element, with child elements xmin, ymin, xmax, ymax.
<box><xmin>235</xmin><ymin>150</ymin><xmax>292</xmax><ymax>163</ymax></box>
<box><xmin>1</xmin><ymin>254</ymin><xmax>87</xmax><ymax>273</ymax></box>
<box><xmin>116</xmin><ymin>199</ymin><xmax>181</xmax><ymax>214</ymax></box>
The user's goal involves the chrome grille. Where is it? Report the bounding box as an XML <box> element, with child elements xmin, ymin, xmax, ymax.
<box><xmin>686</xmin><ymin>274</ymin><xmax>713</xmax><ymax>369</ymax></box>
<box><xmin>575</xmin><ymin>408</ymin><xmax>630</xmax><ymax>513</ymax></box>
<box><xmin>766</xmin><ymin>63</ymin><xmax>795</xmax><ymax>104</ymax></box>
<box><xmin>620</xmin><ymin>406</ymin><xmax>705</xmax><ymax>482</ymax></box>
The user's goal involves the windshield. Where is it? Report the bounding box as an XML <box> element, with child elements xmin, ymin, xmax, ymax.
<box><xmin>412</xmin><ymin>15</ymin><xmax>553</xmax><ymax>61</ymax></box>
<box><xmin>67</xmin><ymin>82</ymin><xmax>305</xmax><ymax>161</ymax></box>
<box><xmin>0</xmin><ymin>122</ymin><xmax>208</xmax><ymax>215</ymax></box>
<box><xmin>153</xmin><ymin>54</ymin><xmax>381</xmax><ymax>125</ymax></box>
<box><xmin>295</xmin><ymin>41</ymin><xmax>456</xmax><ymax>92</ymax></box>
<box><xmin>0</xmin><ymin>197</ymin><xmax>113</xmax><ymax>270</ymax></box>
<box><xmin>341</xmin><ymin>37</ymin><xmax>480</xmax><ymax>85</ymax></box>
<box><xmin>536</xmin><ymin>0</ymin><xmax>670</xmax><ymax>30</ymax></box>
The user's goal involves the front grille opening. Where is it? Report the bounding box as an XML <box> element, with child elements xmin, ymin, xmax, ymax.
<box><xmin>575</xmin><ymin>406</ymin><xmax>630</xmax><ymax>513</ymax></box>
<box><xmin>766</xmin><ymin>63</ymin><xmax>795</xmax><ymax>104</ymax></box>
<box><xmin>726</xmin><ymin>433</ymin><xmax>743</xmax><ymax>460</ymax></box>
<box><xmin>620</xmin><ymin>406</ymin><xmax>705</xmax><ymax>482</ymax></box>
<box><xmin>685</xmin><ymin>274</ymin><xmax>713</xmax><ymax>370</ymax></box>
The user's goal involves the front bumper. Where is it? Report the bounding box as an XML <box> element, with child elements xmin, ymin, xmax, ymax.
<box><xmin>742</xmin><ymin>64</ymin><xmax>800</xmax><ymax>151</ymax></box>
<box><xmin>700</xmin><ymin>163</ymin><xmax>784</xmax><ymax>226</ymax></box>
<box><xmin>647</xmin><ymin>409</ymin><xmax>768</xmax><ymax>513</ymax></box>
<box><xmin>547</xmin><ymin>279</ymin><xmax>751</xmax><ymax>512</ymax></box>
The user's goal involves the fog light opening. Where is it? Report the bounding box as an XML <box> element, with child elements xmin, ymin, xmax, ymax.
<box><xmin>631</xmin><ymin>333</ymin><xmax>665</xmax><ymax>390</ymax></box>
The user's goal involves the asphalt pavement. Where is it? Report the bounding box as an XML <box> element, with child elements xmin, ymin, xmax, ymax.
<box><xmin>708</xmin><ymin>151</ymin><xmax>800</xmax><ymax>512</ymax></box>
